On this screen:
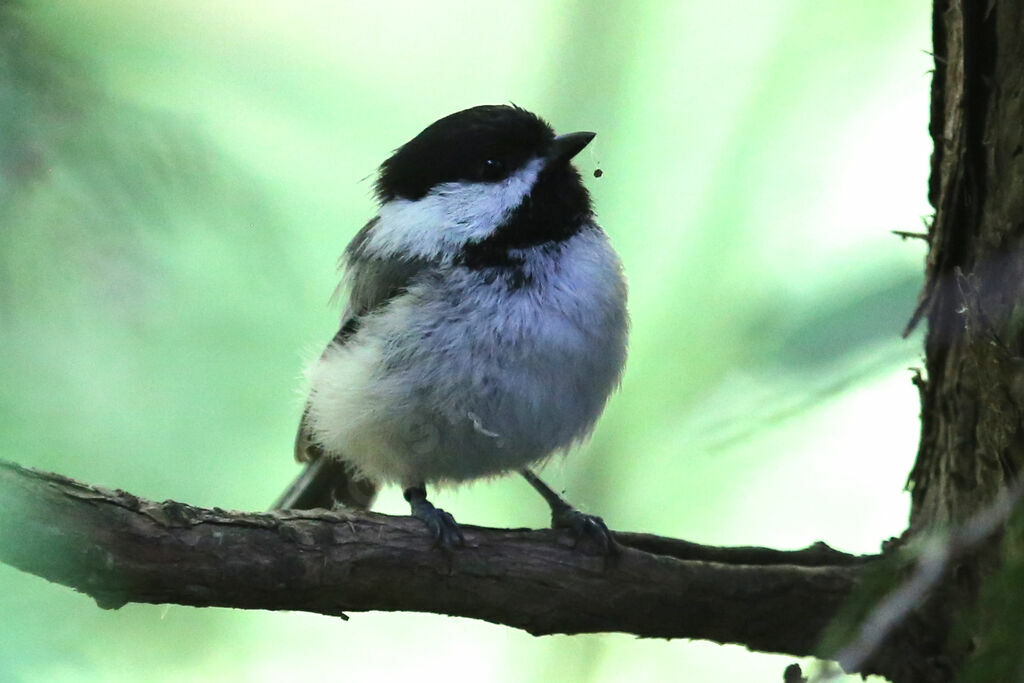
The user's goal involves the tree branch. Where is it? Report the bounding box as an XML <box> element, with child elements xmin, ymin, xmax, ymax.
<box><xmin>0</xmin><ymin>459</ymin><xmax>873</xmax><ymax>659</ymax></box>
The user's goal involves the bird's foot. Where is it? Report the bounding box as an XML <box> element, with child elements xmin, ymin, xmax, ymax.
<box><xmin>551</xmin><ymin>505</ymin><xmax>618</xmax><ymax>556</ymax></box>
<box><xmin>520</xmin><ymin>469</ymin><xmax>617</xmax><ymax>556</ymax></box>
<box><xmin>404</xmin><ymin>486</ymin><xmax>464</xmax><ymax>549</ymax></box>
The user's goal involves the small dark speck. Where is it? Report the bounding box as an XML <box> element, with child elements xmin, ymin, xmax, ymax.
<box><xmin>593</xmin><ymin>169</ymin><xmax>603</xmax><ymax>178</ymax></box>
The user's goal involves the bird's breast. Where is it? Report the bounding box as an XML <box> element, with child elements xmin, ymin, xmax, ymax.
<box><xmin>396</xmin><ymin>226</ymin><xmax>627</xmax><ymax>452</ymax></box>
<box><xmin>307</xmin><ymin>225</ymin><xmax>627</xmax><ymax>484</ymax></box>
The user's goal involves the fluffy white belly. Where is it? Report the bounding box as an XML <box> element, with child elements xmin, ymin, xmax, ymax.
<box><xmin>305</xmin><ymin>229</ymin><xmax>627</xmax><ymax>485</ymax></box>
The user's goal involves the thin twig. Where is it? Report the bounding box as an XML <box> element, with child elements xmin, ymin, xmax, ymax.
<box><xmin>891</xmin><ymin>230</ymin><xmax>931</xmax><ymax>242</ymax></box>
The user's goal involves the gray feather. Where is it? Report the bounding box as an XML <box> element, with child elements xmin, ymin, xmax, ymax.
<box><xmin>344</xmin><ymin>216</ymin><xmax>438</xmax><ymax>318</ymax></box>
<box><xmin>284</xmin><ymin>216</ymin><xmax>434</xmax><ymax>505</ymax></box>
<box><xmin>271</xmin><ymin>456</ymin><xmax>378</xmax><ymax>511</ymax></box>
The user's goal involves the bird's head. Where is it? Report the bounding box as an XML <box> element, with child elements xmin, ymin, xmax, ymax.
<box><xmin>365</xmin><ymin>105</ymin><xmax>596</xmax><ymax>263</ymax></box>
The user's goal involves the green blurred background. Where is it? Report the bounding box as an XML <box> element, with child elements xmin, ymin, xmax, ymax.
<box><xmin>0</xmin><ymin>1</ymin><xmax>931</xmax><ymax>681</ymax></box>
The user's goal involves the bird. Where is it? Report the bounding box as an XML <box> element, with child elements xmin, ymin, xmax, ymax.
<box><xmin>272</xmin><ymin>104</ymin><xmax>628</xmax><ymax>551</ymax></box>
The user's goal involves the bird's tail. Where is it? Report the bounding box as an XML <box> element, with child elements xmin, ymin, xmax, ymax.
<box><xmin>270</xmin><ymin>457</ymin><xmax>378</xmax><ymax>511</ymax></box>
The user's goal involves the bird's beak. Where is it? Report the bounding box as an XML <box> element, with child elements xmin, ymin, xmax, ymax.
<box><xmin>547</xmin><ymin>131</ymin><xmax>596</xmax><ymax>166</ymax></box>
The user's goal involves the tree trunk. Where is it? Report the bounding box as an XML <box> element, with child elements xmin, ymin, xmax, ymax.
<box><xmin>903</xmin><ymin>0</ymin><xmax>1024</xmax><ymax>677</ymax></box>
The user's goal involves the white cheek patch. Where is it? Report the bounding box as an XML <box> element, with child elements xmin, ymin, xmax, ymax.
<box><xmin>364</xmin><ymin>157</ymin><xmax>545</xmax><ymax>261</ymax></box>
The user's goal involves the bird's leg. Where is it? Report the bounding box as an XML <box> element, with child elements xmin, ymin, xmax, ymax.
<box><xmin>403</xmin><ymin>484</ymin><xmax>464</xmax><ymax>549</ymax></box>
<box><xmin>520</xmin><ymin>468</ymin><xmax>617</xmax><ymax>555</ymax></box>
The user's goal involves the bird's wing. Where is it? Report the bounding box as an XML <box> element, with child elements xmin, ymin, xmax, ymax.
<box><xmin>293</xmin><ymin>216</ymin><xmax>436</xmax><ymax>464</ymax></box>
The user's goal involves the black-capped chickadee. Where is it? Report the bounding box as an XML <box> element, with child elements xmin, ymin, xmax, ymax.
<box><xmin>273</xmin><ymin>105</ymin><xmax>628</xmax><ymax>551</ymax></box>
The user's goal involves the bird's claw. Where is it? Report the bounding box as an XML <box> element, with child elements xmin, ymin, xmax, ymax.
<box><xmin>410</xmin><ymin>498</ymin><xmax>465</xmax><ymax>549</ymax></box>
<box><xmin>552</xmin><ymin>507</ymin><xmax>618</xmax><ymax>555</ymax></box>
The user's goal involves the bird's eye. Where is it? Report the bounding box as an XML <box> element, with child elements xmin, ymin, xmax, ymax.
<box><xmin>479</xmin><ymin>158</ymin><xmax>506</xmax><ymax>181</ymax></box>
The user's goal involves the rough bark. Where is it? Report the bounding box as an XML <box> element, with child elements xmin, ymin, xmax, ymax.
<box><xmin>900</xmin><ymin>0</ymin><xmax>1024</xmax><ymax>678</ymax></box>
<box><xmin>0</xmin><ymin>459</ymin><xmax>875</xmax><ymax>659</ymax></box>
<box><xmin>910</xmin><ymin>0</ymin><xmax>1024</xmax><ymax>533</ymax></box>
